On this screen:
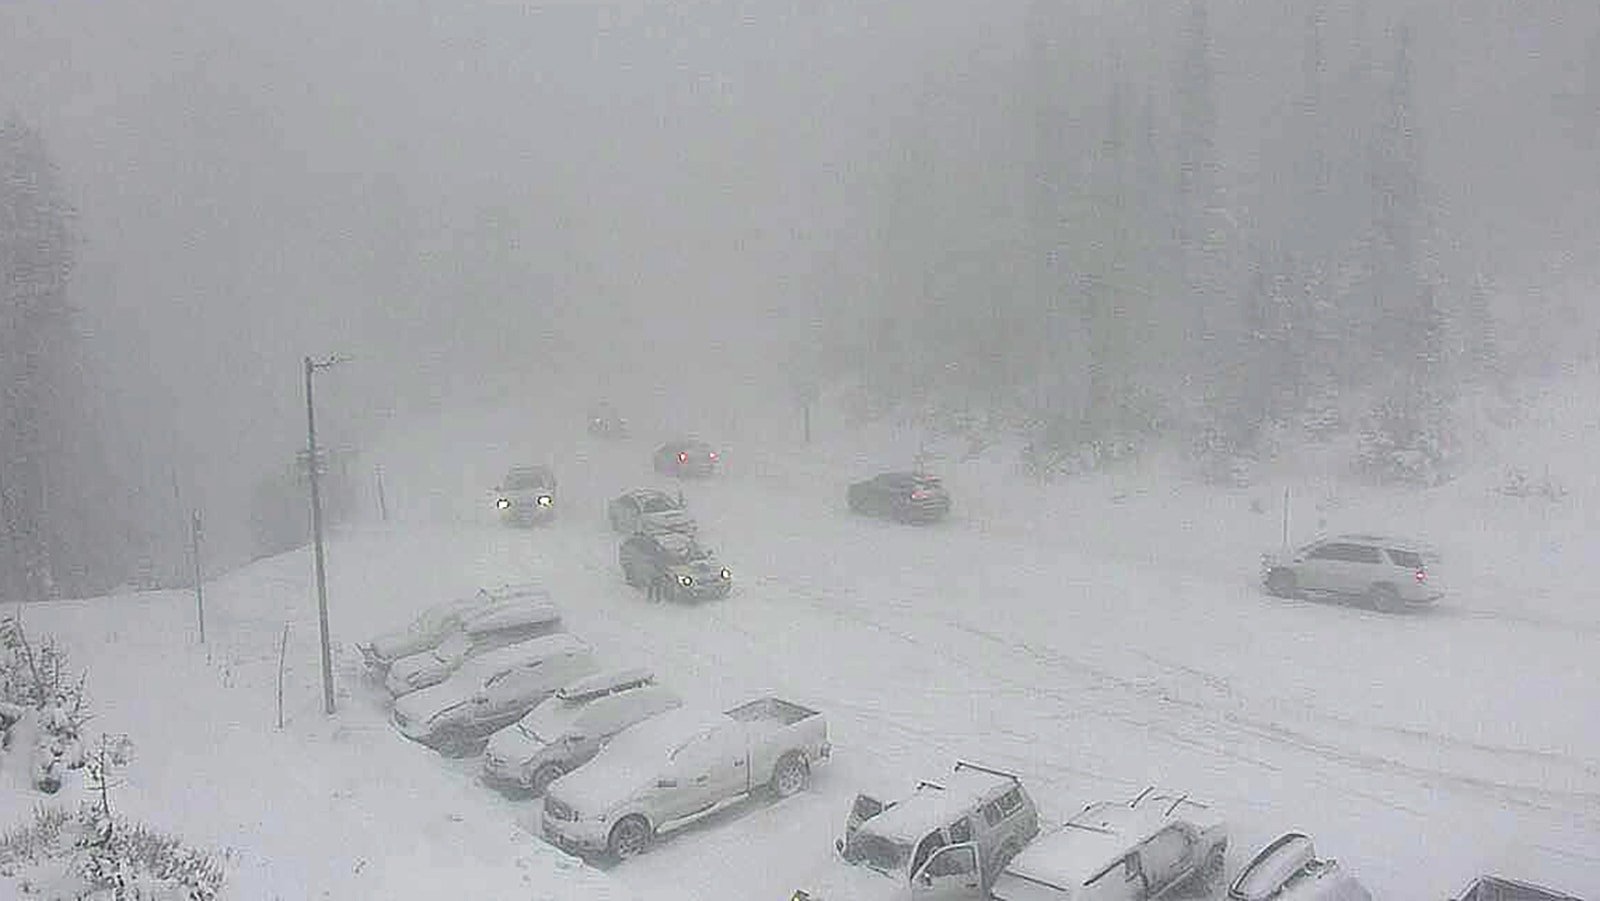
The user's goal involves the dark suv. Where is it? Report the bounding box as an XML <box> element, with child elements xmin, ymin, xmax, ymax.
<box><xmin>847</xmin><ymin>472</ymin><xmax>952</xmax><ymax>524</ymax></box>
<box><xmin>619</xmin><ymin>531</ymin><xmax>732</xmax><ymax>601</ymax></box>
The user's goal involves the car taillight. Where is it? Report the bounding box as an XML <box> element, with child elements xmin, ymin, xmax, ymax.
<box><xmin>678</xmin><ymin>452</ymin><xmax>688</xmax><ymax>463</ymax></box>
<box><xmin>910</xmin><ymin>490</ymin><xmax>928</xmax><ymax>500</ymax></box>
<box><xmin>1414</xmin><ymin>569</ymin><xmax>1427</xmax><ymax>583</ymax></box>
<box><xmin>708</xmin><ymin>451</ymin><xmax>718</xmax><ymax>461</ymax></box>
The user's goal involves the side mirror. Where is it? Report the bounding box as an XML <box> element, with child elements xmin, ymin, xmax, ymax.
<box><xmin>834</xmin><ymin>838</ymin><xmax>844</xmax><ymax>854</ymax></box>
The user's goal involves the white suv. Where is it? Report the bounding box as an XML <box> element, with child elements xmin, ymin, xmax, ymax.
<box><xmin>1262</xmin><ymin>534</ymin><xmax>1443</xmax><ymax>613</ymax></box>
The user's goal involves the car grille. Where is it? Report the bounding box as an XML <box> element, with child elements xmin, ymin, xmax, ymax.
<box><xmin>545</xmin><ymin>797</ymin><xmax>577</xmax><ymax>821</ymax></box>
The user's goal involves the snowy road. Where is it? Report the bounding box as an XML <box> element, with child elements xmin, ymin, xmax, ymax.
<box><xmin>349</xmin><ymin>413</ymin><xmax>1600</xmax><ymax>900</ymax></box>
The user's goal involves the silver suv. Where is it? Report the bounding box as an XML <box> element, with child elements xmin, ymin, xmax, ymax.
<box><xmin>1262</xmin><ymin>533</ymin><xmax>1443</xmax><ymax>613</ymax></box>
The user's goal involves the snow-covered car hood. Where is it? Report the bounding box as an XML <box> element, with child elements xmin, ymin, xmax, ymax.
<box><xmin>385</xmin><ymin>646</ymin><xmax>459</xmax><ymax>694</ymax></box>
<box><xmin>365</xmin><ymin>628</ymin><xmax>435</xmax><ymax>664</ymax></box>
<box><xmin>544</xmin><ymin>756</ymin><xmax>654</xmax><ymax>817</ymax></box>
<box><xmin>486</xmin><ymin>701</ymin><xmax>581</xmax><ymax>762</ymax></box>
<box><xmin>393</xmin><ymin>679</ymin><xmax>474</xmax><ymax>735</ymax></box>
<box><xmin>485</xmin><ymin>723</ymin><xmax>551</xmax><ymax>764</ymax></box>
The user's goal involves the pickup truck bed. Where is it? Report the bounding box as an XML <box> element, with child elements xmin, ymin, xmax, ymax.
<box><xmin>727</xmin><ymin>698</ymin><xmax>819</xmax><ymax>726</ymax></box>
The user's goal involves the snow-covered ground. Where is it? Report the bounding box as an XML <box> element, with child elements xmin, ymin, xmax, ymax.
<box><xmin>4</xmin><ymin>369</ymin><xmax>1599</xmax><ymax>899</ymax></box>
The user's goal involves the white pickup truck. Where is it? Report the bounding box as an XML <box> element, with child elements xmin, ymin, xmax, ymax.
<box><xmin>541</xmin><ymin>697</ymin><xmax>831</xmax><ymax>860</ymax></box>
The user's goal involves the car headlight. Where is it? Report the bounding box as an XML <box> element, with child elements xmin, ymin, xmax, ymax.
<box><xmin>496</xmin><ymin>498</ymin><xmax>511</xmax><ymax>510</ymax></box>
<box><xmin>678</xmin><ymin>574</ymin><xmax>693</xmax><ymax>587</ymax></box>
<box><xmin>537</xmin><ymin>495</ymin><xmax>553</xmax><ymax>506</ymax></box>
<box><xmin>720</xmin><ymin>567</ymin><xmax>732</xmax><ymax>580</ymax></box>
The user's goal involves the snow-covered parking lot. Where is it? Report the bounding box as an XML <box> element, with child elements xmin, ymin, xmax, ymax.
<box><xmin>6</xmin><ymin>388</ymin><xmax>1599</xmax><ymax>900</ymax></box>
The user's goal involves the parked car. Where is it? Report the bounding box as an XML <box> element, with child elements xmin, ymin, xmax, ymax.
<box><xmin>391</xmin><ymin>633</ymin><xmax>600</xmax><ymax>756</ymax></box>
<box><xmin>608</xmin><ymin>488</ymin><xmax>696</xmax><ymax>537</ymax></box>
<box><xmin>619</xmin><ymin>531</ymin><xmax>733</xmax><ymax>601</ymax></box>
<box><xmin>989</xmin><ymin>788</ymin><xmax>1228</xmax><ymax>901</ymax></box>
<box><xmin>358</xmin><ymin>582</ymin><xmax>547</xmax><ymax>671</ymax></box>
<box><xmin>359</xmin><ymin>593</ymin><xmax>495</xmax><ymax>672</ymax></box>
<box><xmin>815</xmin><ymin>760</ymin><xmax>1039</xmax><ymax>897</ymax></box>
<box><xmin>589</xmin><ymin>403</ymin><xmax>629</xmax><ymax>438</ymax></box>
<box><xmin>541</xmin><ymin>698</ymin><xmax>831</xmax><ymax>861</ymax></box>
<box><xmin>1261</xmin><ymin>533</ymin><xmax>1443</xmax><ymax>612</ymax></box>
<box><xmin>1449</xmin><ymin>876</ymin><xmax>1586</xmax><ymax>901</ymax></box>
<box><xmin>494</xmin><ymin>464</ymin><xmax>557</xmax><ymax>526</ymax></box>
<box><xmin>654</xmin><ymin>439</ymin><xmax>720</xmax><ymax>478</ymax></box>
<box><xmin>847</xmin><ymin>472</ymin><xmax>952</xmax><ymax>524</ymax></box>
<box><xmin>1230</xmin><ymin>833</ymin><xmax>1371</xmax><ymax>901</ymax></box>
<box><xmin>483</xmin><ymin>669</ymin><xmax>683</xmax><ymax>795</ymax></box>
<box><xmin>385</xmin><ymin>590</ymin><xmax>563</xmax><ymax>697</ymax></box>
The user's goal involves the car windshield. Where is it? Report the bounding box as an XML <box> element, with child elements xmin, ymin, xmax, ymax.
<box><xmin>641</xmin><ymin>496</ymin><xmax>677</xmax><ymax>513</ymax></box>
<box><xmin>506</xmin><ymin>474</ymin><xmax>547</xmax><ymax>490</ymax></box>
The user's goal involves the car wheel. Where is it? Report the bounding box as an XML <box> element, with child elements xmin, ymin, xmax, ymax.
<box><xmin>530</xmin><ymin>763</ymin><xmax>566</xmax><ymax>796</ymax></box>
<box><xmin>1369</xmin><ymin>584</ymin><xmax>1404</xmax><ymax>614</ymax></box>
<box><xmin>1265</xmin><ymin>567</ymin><xmax>1298</xmax><ymax>598</ymax></box>
<box><xmin>769</xmin><ymin>752</ymin><xmax>809</xmax><ymax>798</ymax></box>
<box><xmin>435</xmin><ymin>732</ymin><xmax>473</xmax><ymax>758</ymax></box>
<box><xmin>607</xmin><ymin>816</ymin><xmax>652</xmax><ymax>861</ymax></box>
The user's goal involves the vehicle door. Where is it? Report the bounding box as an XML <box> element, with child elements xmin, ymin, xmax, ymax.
<box><xmin>701</xmin><ymin>722</ymin><xmax>755</xmax><ymax>798</ymax></box>
<box><xmin>655</xmin><ymin>731</ymin><xmax>722</xmax><ymax>821</ymax></box>
<box><xmin>1136</xmin><ymin>826</ymin><xmax>1197</xmax><ymax>899</ymax></box>
<box><xmin>1080</xmin><ymin>854</ymin><xmax>1147</xmax><ymax>901</ymax></box>
<box><xmin>1297</xmin><ymin>542</ymin><xmax>1347</xmax><ymax>595</ymax></box>
<box><xmin>1340</xmin><ymin>544</ymin><xmax>1385</xmax><ymax>595</ymax></box>
<box><xmin>909</xmin><ymin>843</ymin><xmax>984</xmax><ymax>899</ymax></box>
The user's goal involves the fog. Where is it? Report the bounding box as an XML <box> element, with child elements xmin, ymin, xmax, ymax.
<box><xmin>2</xmin><ymin>0</ymin><xmax>1598</xmax><ymax>577</ymax></box>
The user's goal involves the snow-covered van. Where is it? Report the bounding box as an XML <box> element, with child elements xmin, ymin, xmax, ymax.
<box><xmin>391</xmin><ymin>633</ymin><xmax>599</xmax><ymax>756</ymax></box>
<box><xmin>989</xmin><ymin>788</ymin><xmax>1228</xmax><ymax>901</ymax></box>
<box><xmin>385</xmin><ymin>590</ymin><xmax>562</xmax><ymax>697</ymax></box>
<box><xmin>482</xmin><ymin>668</ymin><xmax>682</xmax><ymax>794</ymax></box>
<box><xmin>802</xmin><ymin>761</ymin><xmax>1039</xmax><ymax>900</ymax></box>
<box><xmin>1229</xmin><ymin>833</ymin><xmax>1371</xmax><ymax>901</ymax></box>
<box><xmin>541</xmin><ymin>698</ymin><xmax>830</xmax><ymax>861</ymax></box>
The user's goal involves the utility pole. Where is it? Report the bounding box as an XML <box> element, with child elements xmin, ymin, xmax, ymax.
<box><xmin>374</xmin><ymin>465</ymin><xmax>389</xmax><ymax>522</ymax></box>
<box><xmin>304</xmin><ymin>354</ymin><xmax>348</xmax><ymax>715</ymax></box>
<box><xmin>190</xmin><ymin>510</ymin><xmax>205</xmax><ymax>643</ymax></box>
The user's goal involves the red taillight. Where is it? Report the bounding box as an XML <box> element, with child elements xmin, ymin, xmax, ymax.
<box><xmin>708</xmin><ymin>451</ymin><xmax>718</xmax><ymax>461</ymax></box>
<box><xmin>678</xmin><ymin>452</ymin><xmax>688</xmax><ymax>463</ymax></box>
<box><xmin>1414</xmin><ymin>569</ymin><xmax>1427</xmax><ymax>583</ymax></box>
<box><xmin>910</xmin><ymin>490</ymin><xmax>928</xmax><ymax>500</ymax></box>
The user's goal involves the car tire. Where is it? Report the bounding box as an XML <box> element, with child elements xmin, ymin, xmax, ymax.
<box><xmin>607</xmin><ymin>815</ymin><xmax>652</xmax><ymax>861</ymax></box>
<box><xmin>530</xmin><ymin>763</ymin><xmax>566</xmax><ymax>796</ymax></box>
<box><xmin>1265</xmin><ymin>568</ymin><xmax>1298</xmax><ymax>599</ymax></box>
<box><xmin>435</xmin><ymin>732</ymin><xmax>473</xmax><ymax>758</ymax></box>
<box><xmin>769</xmin><ymin>752</ymin><xmax>809</xmax><ymax>798</ymax></box>
<box><xmin>1369</xmin><ymin>584</ymin><xmax>1404</xmax><ymax>614</ymax></box>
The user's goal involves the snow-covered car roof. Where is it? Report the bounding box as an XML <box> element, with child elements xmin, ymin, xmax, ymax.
<box><xmin>460</xmin><ymin>598</ymin><xmax>561</xmax><ymax>635</ymax></box>
<box><xmin>588</xmin><ymin>705</ymin><xmax>729</xmax><ymax>765</ymax></box>
<box><xmin>1315</xmin><ymin>534</ymin><xmax>1439</xmax><ymax>555</ymax></box>
<box><xmin>477</xmin><ymin>581</ymin><xmax>551</xmax><ymax>602</ymax></box>
<box><xmin>457</xmin><ymin>633</ymin><xmax>592</xmax><ymax>681</ymax></box>
<box><xmin>1452</xmin><ymin>876</ymin><xmax>1584</xmax><ymax>901</ymax></box>
<box><xmin>554</xmin><ymin>667</ymin><xmax>655</xmax><ymax>703</ymax></box>
<box><xmin>855</xmin><ymin>766</ymin><xmax>1018</xmax><ymax>843</ymax></box>
<box><xmin>1229</xmin><ymin>834</ymin><xmax>1372</xmax><ymax>901</ymax></box>
<box><xmin>1006</xmin><ymin>790</ymin><xmax>1222</xmax><ymax>887</ymax></box>
<box><xmin>571</xmin><ymin>685</ymin><xmax>683</xmax><ymax>737</ymax></box>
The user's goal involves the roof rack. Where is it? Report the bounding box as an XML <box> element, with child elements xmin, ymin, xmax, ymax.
<box><xmin>953</xmin><ymin>760</ymin><xmax>1023</xmax><ymax>783</ymax></box>
<box><xmin>1129</xmin><ymin>786</ymin><xmax>1155</xmax><ymax>807</ymax></box>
